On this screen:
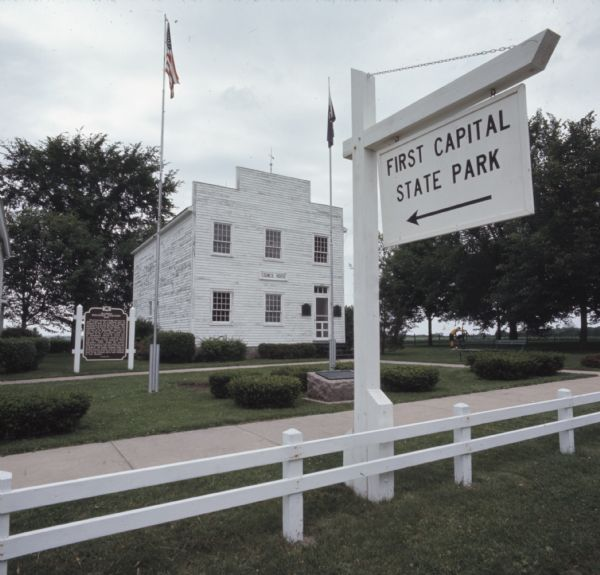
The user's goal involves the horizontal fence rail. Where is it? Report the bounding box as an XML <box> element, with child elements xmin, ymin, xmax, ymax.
<box><xmin>0</xmin><ymin>388</ymin><xmax>599</xmax><ymax>569</ymax></box>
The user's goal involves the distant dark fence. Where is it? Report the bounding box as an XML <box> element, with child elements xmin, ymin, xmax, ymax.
<box><xmin>403</xmin><ymin>333</ymin><xmax>600</xmax><ymax>352</ymax></box>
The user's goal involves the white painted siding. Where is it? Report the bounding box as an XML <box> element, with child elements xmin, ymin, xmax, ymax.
<box><xmin>132</xmin><ymin>209</ymin><xmax>194</xmax><ymax>332</ymax></box>
<box><xmin>133</xmin><ymin>167</ymin><xmax>345</xmax><ymax>348</ymax></box>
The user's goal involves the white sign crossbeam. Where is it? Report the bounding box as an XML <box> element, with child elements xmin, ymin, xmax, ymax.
<box><xmin>378</xmin><ymin>84</ymin><xmax>532</xmax><ymax>246</ymax></box>
<box><xmin>343</xmin><ymin>29</ymin><xmax>559</xmax><ymax>159</ymax></box>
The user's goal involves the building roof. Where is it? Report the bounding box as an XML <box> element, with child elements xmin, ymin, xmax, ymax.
<box><xmin>131</xmin><ymin>207</ymin><xmax>193</xmax><ymax>256</ymax></box>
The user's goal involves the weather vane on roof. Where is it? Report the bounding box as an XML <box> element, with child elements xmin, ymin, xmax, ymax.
<box><xmin>269</xmin><ymin>148</ymin><xmax>274</xmax><ymax>174</ymax></box>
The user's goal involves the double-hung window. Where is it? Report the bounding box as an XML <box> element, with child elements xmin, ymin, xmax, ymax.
<box><xmin>213</xmin><ymin>222</ymin><xmax>231</xmax><ymax>254</ymax></box>
<box><xmin>265</xmin><ymin>229</ymin><xmax>281</xmax><ymax>259</ymax></box>
<box><xmin>314</xmin><ymin>235</ymin><xmax>328</xmax><ymax>263</ymax></box>
<box><xmin>265</xmin><ymin>293</ymin><xmax>282</xmax><ymax>323</ymax></box>
<box><xmin>212</xmin><ymin>291</ymin><xmax>231</xmax><ymax>322</ymax></box>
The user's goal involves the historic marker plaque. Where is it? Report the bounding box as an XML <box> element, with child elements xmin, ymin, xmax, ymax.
<box><xmin>83</xmin><ymin>307</ymin><xmax>128</xmax><ymax>361</ymax></box>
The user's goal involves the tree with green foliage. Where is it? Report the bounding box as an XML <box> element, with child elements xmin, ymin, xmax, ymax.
<box><xmin>0</xmin><ymin>132</ymin><xmax>178</xmax><ymax>330</ymax></box>
<box><xmin>526</xmin><ymin>111</ymin><xmax>600</xmax><ymax>342</ymax></box>
<box><xmin>380</xmin><ymin>236</ymin><xmax>461</xmax><ymax>346</ymax></box>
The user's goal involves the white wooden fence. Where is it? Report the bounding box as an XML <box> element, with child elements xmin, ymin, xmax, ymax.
<box><xmin>0</xmin><ymin>387</ymin><xmax>599</xmax><ymax>572</ymax></box>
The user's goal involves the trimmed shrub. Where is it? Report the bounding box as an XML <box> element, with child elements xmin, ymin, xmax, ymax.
<box><xmin>158</xmin><ymin>331</ymin><xmax>196</xmax><ymax>363</ymax></box>
<box><xmin>48</xmin><ymin>337</ymin><xmax>72</xmax><ymax>354</ymax></box>
<box><xmin>135</xmin><ymin>318</ymin><xmax>154</xmax><ymax>340</ymax></box>
<box><xmin>470</xmin><ymin>352</ymin><xmax>564</xmax><ymax>380</ymax></box>
<box><xmin>257</xmin><ymin>343</ymin><xmax>316</xmax><ymax>359</ymax></box>
<box><xmin>270</xmin><ymin>366</ymin><xmax>310</xmax><ymax>392</ymax></box>
<box><xmin>380</xmin><ymin>365</ymin><xmax>439</xmax><ymax>392</ymax></box>
<box><xmin>208</xmin><ymin>372</ymin><xmax>240</xmax><ymax>399</ymax></box>
<box><xmin>1</xmin><ymin>327</ymin><xmax>40</xmax><ymax>338</ymax></box>
<box><xmin>581</xmin><ymin>354</ymin><xmax>600</xmax><ymax>368</ymax></box>
<box><xmin>528</xmin><ymin>353</ymin><xmax>565</xmax><ymax>376</ymax></box>
<box><xmin>33</xmin><ymin>337</ymin><xmax>50</xmax><ymax>362</ymax></box>
<box><xmin>196</xmin><ymin>338</ymin><xmax>247</xmax><ymax>362</ymax></box>
<box><xmin>0</xmin><ymin>338</ymin><xmax>39</xmax><ymax>373</ymax></box>
<box><xmin>229</xmin><ymin>375</ymin><xmax>302</xmax><ymax>408</ymax></box>
<box><xmin>0</xmin><ymin>392</ymin><xmax>91</xmax><ymax>439</ymax></box>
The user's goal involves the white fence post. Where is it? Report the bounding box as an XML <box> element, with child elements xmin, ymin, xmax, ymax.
<box><xmin>127</xmin><ymin>306</ymin><xmax>136</xmax><ymax>371</ymax></box>
<box><xmin>282</xmin><ymin>428</ymin><xmax>303</xmax><ymax>543</ymax></box>
<box><xmin>73</xmin><ymin>304</ymin><xmax>83</xmax><ymax>374</ymax></box>
<box><xmin>557</xmin><ymin>388</ymin><xmax>575</xmax><ymax>454</ymax></box>
<box><xmin>0</xmin><ymin>471</ymin><xmax>12</xmax><ymax>575</ymax></box>
<box><xmin>453</xmin><ymin>402</ymin><xmax>472</xmax><ymax>486</ymax></box>
<box><xmin>367</xmin><ymin>389</ymin><xmax>395</xmax><ymax>502</ymax></box>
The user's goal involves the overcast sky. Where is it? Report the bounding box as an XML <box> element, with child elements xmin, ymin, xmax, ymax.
<box><xmin>2</xmin><ymin>0</ymin><xmax>598</xmax><ymax>331</ymax></box>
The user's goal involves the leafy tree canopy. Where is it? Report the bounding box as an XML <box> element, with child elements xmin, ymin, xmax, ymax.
<box><xmin>0</xmin><ymin>132</ymin><xmax>178</xmax><ymax>329</ymax></box>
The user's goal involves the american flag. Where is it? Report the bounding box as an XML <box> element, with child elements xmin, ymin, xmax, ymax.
<box><xmin>165</xmin><ymin>21</ymin><xmax>180</xmax><ymax>99</ymax></box>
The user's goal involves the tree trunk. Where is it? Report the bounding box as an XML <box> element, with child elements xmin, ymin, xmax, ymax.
<box><xmin>427</xmin><ymin>315</ymin><xmax>433</xmax><ymax>346</ymax></box>
<box><xmin>509</xmin><ymin>321</ymin><xmax>518</xmax><ymax>340</ymax></box>
<box><xmin>495</xmin><ymin>316</ymin><xmax>502</xmax><ymax>340</ymax></box>
<box><xmin>580</xmin><ymin>301</ymin><xmax>588</xmax><ymax>344</ymax></box>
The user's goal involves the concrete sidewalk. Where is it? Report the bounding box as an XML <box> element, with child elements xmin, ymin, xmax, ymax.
<box><xmin>1</xmin><ymin>375</ymin><xmax>599</xmax><ymax>489</ymax></box>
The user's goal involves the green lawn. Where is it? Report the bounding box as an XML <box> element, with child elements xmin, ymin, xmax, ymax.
<box><xmin>7</xmin><ymin>414</ymin><xmax>600</xmax><ymax>574</ymax></box>
<box><xmin>0</xmin><ymin>353</ymin><xmax>330</xmax><ymax>381</ymax></box>
<box><xmin>2</xmin><ymin>343</ymin><xmax>598</xmax><ymax>382</ymax></box>
<box><xmin>0</xmin><ymin>365</ymin><xmax>587</xmax><ymax>456</ymax></box>
<box><xmin>385</xmin><ymin>345</ymin><xmax>600</xmax><ymax>371</ymax></box>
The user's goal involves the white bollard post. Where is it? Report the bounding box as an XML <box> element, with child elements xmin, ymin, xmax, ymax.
<box><xmin>127</xmin><ymin>307</ymin><xmax>136</xmax><ymax>371</ymax></box>
<box><xmin>557</xmin><ymin>388</ymin><xmax>575</xmax><ymax>454</ymax></box>
<box><xmin>0</xmin><ymin>471</ymin><xmax>13</xmax><ymax>575</ymax></box>
<box><xmin>453</xmin><ymin>402</ymin><xmax>472</xmax><ymax>486</ymax></box>
<box><xmin>72</xmin><ymin>304</ymin><xmax>83</xmax><ymax>374</ymax></box>
<box><xmin>282</xmin><ymin>428</ymin><xmax>303</xmax><ymax>543</ymax></box>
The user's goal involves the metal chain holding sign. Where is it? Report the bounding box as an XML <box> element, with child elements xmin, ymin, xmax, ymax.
<box><xmin>370</xmin><ymin>46</ymin><xmax>515</xmax><ymax>77</ymax></box>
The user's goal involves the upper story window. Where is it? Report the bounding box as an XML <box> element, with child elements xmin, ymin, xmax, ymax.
<box><xmin>314</xmin><ymin>235</ymin><xmax>328</xmax><ymax>263</ymax></box>
<box><xmin>265</xmin><ymin>229</ymin><xmax>281</xmax><ymax>259</ymax></box>
<box><xmin>265</xmin><ymin>293</ymin><xmax>282</xmax><ymax>323</ymax></box>
<box><xmin>212</xmin><ymin>291</ymin><xmax>231</xmax><ymax>322</ymax></box>
<box><xmin>213</xmin><ymin>222</ymin><xmax>231</xmax><ymax>254</ymax></box>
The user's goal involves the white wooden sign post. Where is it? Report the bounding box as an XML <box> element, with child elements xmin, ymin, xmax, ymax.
<box><xmin>343</xmin><ymin>29</ymin><xmax>559</xmax><ymax>502</ymax></box>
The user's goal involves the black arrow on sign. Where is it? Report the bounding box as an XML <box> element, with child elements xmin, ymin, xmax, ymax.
<box><xmin>407</xmin><ymin>195</ymin><xmax>493</xmax><ymax>225</ymax></box>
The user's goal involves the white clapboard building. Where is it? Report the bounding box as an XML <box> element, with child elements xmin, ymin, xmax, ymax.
<box><xmin>132</xmin><ymin>167</ymin><xmax>345</xmax><ymax>351</ymax></box>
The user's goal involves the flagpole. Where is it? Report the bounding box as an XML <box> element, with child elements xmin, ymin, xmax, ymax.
<box><xmin>328</xmin><ymin>77</ymin><xmax>336</xmax><ymax>371</ymax></box>
<box><xmin>149</xmin><ymin>14</ymin><xmax>168</xmax><ymax>394</ymax></box>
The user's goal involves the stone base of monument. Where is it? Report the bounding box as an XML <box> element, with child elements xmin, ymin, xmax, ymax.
<box><xmin>306</xmin><ymin>370</ymin><xmax>354</xmax><ymax>403</ymax></box>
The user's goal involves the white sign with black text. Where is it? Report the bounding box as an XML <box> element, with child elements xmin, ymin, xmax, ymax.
<box><xmin>378</xmin><ymin>84</ymin><xmax>533</xmax><ymax>247</ymax></box>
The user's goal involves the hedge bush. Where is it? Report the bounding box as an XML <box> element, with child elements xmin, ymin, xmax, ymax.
<box><xmin>137</xmin><ymin>331</ymin><xmax>196</xmax><ymax>363</ymax></box>
<box><xmin>469</xmin><ymin>352</ymin><xmax>564</xmax><ymax>380</ymax></box>
<box><xmin>208</xmin><ymin>372</ymin><xmax>242</xmax><ymax>399</ymax></box>
<box><xmin>257</xmin><ymin>343</ymin><xmax>316</xmax><ymax>360</ymax></box>
<box><xmin>229</xmin><ymin>375</ymin><xmax>302</xmax><ymax>408</ymax></box>
<box><xmin>135</xmin><ymin>318</ymin><xmax>154</xmax><ymax>341</ymax></box>
<box><xmin>270</xmin><ymin>366</ymin><xmax>310</xmax><ymax>392</ymax></box>
<box><xmin>0</xmin><ymin>392</ymin><xmax>91</xmax><ymax>439</ymax></box>
<box><xmin>581</xmin><ymin>354</ymin><xmax>600</xmax><ymax>368</ymax></box>
<box><xmin>197</xmin><ymin>338</ymin><xmax>247</xmax><ymax>362</ymax></box>
<box><xmin>0</xmin><ymin>338</ymin><xmax>39</xmax><ymax>373</ymax></box>
<box><xmin>380</xmin><ymin>365</ymin><xmax>439</xmax><ymax>392</ymax></box>
<box><xmin>33</xmin><ymin>337</ymin><xmax>50</xmax><ymax>362</ymax></box>
<box><xmin>1</xmin><ymin>327</ymin><xmax>40</xmax><ymax>338</ymax></box>
<box><xmin>48</xmin><ymin>337</ymin><xmax>72</xmax><ymax>354</ymax></box>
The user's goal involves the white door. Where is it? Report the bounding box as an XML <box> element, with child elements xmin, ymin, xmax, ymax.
<box><xmin>315</xmin><ymin>296</ymin><xmax>329</xmax><ymax>339</ymax></box>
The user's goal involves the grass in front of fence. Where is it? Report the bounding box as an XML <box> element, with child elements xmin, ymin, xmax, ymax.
<box><xmin>0</xmin><ymin>366</ymin><xmax>585</xmax><ymax>456</ymax></box>
<box><xmin>8</xmin><ymin>414</ymin><xmax>600</xmax><ymax>575</ymax></box>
